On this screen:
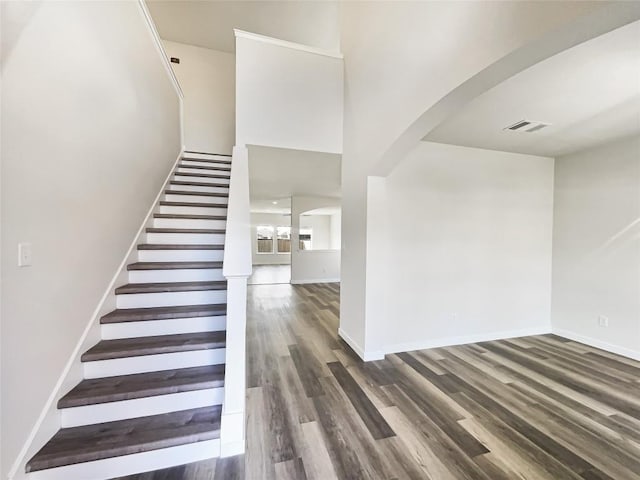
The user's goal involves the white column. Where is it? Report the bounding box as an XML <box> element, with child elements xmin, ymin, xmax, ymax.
<box><xmin>220</xmin><ymin>145</ymin><xmax>252</xmax><ymax>457</ymax></box>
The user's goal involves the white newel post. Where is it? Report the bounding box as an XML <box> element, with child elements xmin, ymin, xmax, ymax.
<box><xmin>220</xmin><ymin>145</ymin><xmax>252</xmax><ymax>457</ymax></box>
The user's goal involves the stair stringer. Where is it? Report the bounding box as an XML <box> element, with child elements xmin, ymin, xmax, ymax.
<box><xmin>8</xmin><ymin>150</ymin><xmax>184</xmax><ymax>480</ymax></box>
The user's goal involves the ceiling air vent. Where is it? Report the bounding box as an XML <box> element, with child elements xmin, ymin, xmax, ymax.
<box><xmin>504</xmin><ymin>120</ymin><xmax>550</xmax><ymax>133</ymax></box>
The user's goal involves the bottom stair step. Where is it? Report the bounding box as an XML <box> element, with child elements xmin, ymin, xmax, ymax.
<box><xmin>25</xmin><ymin>405</ymin><xmax>222</xmax><ymax>472</ymax></box>
<box><xmin>59</xmin><ymin>364</ymin><xmax>225</xmax><ymax>408</ymax></box>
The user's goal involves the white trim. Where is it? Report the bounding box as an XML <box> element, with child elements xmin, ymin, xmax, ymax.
<box><xmin>338</xmin><ymin>328</ymin><xmax>383</xmax><ymax>362</ymax></box>
<box><xmin>136</xmin><ymin>0</ymin><xmax>185</xmax><ymax>150</ymax></box>
<box><xmin>101</xmin><ymin>315</ymin><xmax>226</xmax><ymax>340</ymax></box>
<box><xmin>219</xmin><ymin>411</ymin><xmax>245</xmax><ymax>457</ymax></box>
<box><xmin>291</xmin><ymin>278</ymin><xmax>340</xmax><ymax>285</ymax></box>
<box><xmin>8</xmin><ymin>151</ymin><xmax>184</xmax><ymax>480</ymax></box>
<box><xmin>233</xmin><ymin>29</ymin><xmax>343</xmax><ymax>59</ymax></box>
<box><xmin>552</xmin><ymin>328</ymin><xmax>640</xmax><ymax>361</ymax></box>
<box><xmin>137</xmin><ymin>0</ymin><xmax>183</xmax><ymax>99</ymax></box>
<box><xmin>377</xmin><ymin>326</ymin><xmax>553</xmax><ymax>358</ymax></box>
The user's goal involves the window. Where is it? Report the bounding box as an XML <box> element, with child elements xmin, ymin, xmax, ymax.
<box><xmin>277</xmin><ymin>226</ymin><xmax>291</xmax><ymax>253</ymax></box>
<box><xmin>299</xmin><ymin>227</ymin><xmax>312</xmax><ymax>250</ymax></box>
<box><xmin>256</xmin><ymin>225</ymin><xmax>274</xmax><ymax>253</ymax></box>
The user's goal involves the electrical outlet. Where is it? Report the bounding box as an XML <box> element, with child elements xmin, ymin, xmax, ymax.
<box><xmin>598</xmin><ymin>315</ymin><xmax>609</xmax><ymax>327</ymax></box>
<box><xmin>18</xmin><ymin>242</ymin><xmax>32</xmax><ymax>267</ymax></box>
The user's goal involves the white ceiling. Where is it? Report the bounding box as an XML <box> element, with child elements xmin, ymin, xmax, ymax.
<box><xmin>302</xmin><ymin>205</ymin><xmax>341</xmax><ymax>216</ymax></box>
<box><xmin>146</xmin><ymin>0</ymin><xmax>340</xmax><ymax>53</ymax></box>
<box><xmin>248</xmin><ymin>146</ymin><xmax>341</xmax><ymax>214</ymax></box>
<box><xmin>426</xmin><ymin>20</ymin><xmax>640</xmax><ymax>157</ymax></box>
<box><xmin>251</xmin><ymin>197</ymin><xmax>291</xmax><ymax>215</ymax></box>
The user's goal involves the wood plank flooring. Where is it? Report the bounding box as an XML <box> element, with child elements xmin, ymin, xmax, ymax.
<box><xmin>247</xmin><ymin>265</ymin><xmax>291</xmax><ymax>285</ymax></box>
<box><xmin>115</xmin><ymin>283</ymin><xmax>640</xmax><ymax>480</ymax></box>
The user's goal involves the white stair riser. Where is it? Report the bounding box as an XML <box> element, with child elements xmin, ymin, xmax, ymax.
<box><xmin>101</xmin><ymin>315</ymin><xmax>227</xmax><ymax>339</ymax></box>
<box><xmin>159</xmin><ymin>205</ymin><xmax>227</xmax><ymax>216</ymax></box>
<box><xmin>138</xmin><ymin>249</ymin><xmax>224</xmax><ymax>262</ymax></box>
<box><xmin>116</xmin><ymin>289</ymin><xmax>227</xmax><ymax>309</ymax></box>
<box><xmin>176</xmin><ymin>167</ymin><xmax>230</xmax><ymax>177</ymax></box>
<box><xmin>168</xmin><ymin>184</ymin><xmax>229</xmax><ymax>194</ymax></box>
<box><xmin>128</xmin><ymin>268</ymin><xmax>224</xmax><ymax>284</ymax></box>
<box><xmin>153</xmin><ymin>218</ymin><xmax>227</xmax><ymax>230</ymax></box>
<box><xmin>164</xmin><ymin>193</ymin><xmax>229</xmax><ymax>205</ymax></box>
<box><xmin>146</xmin><ymin>232</ymin><xmax>226</xmax><ymax>245</ymax></box>
<box><xmin>61</xmin><ymin>387</ymin><xmax>224</xmax><ymax>428</ymax></box>
<box><xmin>175</xmin><ymin>165</ymin><xmax>231</xmax><ymax>180</ymax></box>
<box><xmin>184</xmin><ymin>153</ymin><xmax>230</xmax><ymax>161</ymax></box>
<box><xmin>83</xmin><ymin>348</ymin><xmax>226</xmax><ymax>378</ymax></box>
<box><xmin>25</xmin><ymin>438</ymin><xmax>220</xmax><ymax>480</ymax></box>
<box><xmin>180</xmin><ymin>160</ymin><xmax>231</xmax><ymax>169</ymax></box>
<box><xmin>153</xmin><ymin>218</ymin><xmax>227</xmax><ymax>229</ymax></box>
<box><xmin>173</xmin><ymin>174</ymin><xmax>229</xmax><ymax>185</ymax></box>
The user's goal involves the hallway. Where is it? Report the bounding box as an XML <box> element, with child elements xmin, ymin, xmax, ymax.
<box><xmin>117</xmin><ymin>282</ymin><xmax>640</xmax><ymax>480</ymax></box>
<box><xmin>247</xmin><ymin>265</ymin><xmax>291</xmax><ymax>285</ymax></box>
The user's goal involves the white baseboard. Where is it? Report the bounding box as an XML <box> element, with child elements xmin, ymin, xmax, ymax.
<box><xmin>552</xmin><ymin>328</ymin><xmax>640</xmax><ymax>361</ymax></box>
<box><xmin>219</xmin><ymin>411</ymin><xmax>245</xmax><ymax>457</ymax></box>
<box><xmin>379</xmin><ymin>326</ymin><xmax>552</xmax><ymax>357</ymax></box>
<box><xmin>338</xmin><ymin>328</ymin><xmax>384</xmax><ymax>361</ymax></box>
<box><xmin>8</xmin><ymin>150</ymin><xmax>184</xmax><ymax>480</ymax></box>
<box><xmin>291</xmin><ymin>278</ymin><xmax>340</xmax><ymax>285</ymax></box>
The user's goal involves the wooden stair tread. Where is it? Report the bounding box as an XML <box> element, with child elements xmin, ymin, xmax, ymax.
<box><xmin>115</xmin><ymin>280</ymin><xmax>227</xmax><ymax>295</ymax></box>
<box><xmin>182</xmin><ymin>157</ymin><xmax>231</xmax><ymax>164</ymax></box>
<box><xmin>153</xmin><ymin>213</ymin><xmax>227</xmax><ymax>220</ymax></box>
<box><xmin>173</xmin><ymin>172</ymin><xmax>230</xmax><ymax>180</ymax></box>
<box><xmin>145</xmin><ymin>227</ymin><xmax>226</xmax><ymax>234</ymax></box>
<box><xmin>128</xmin><ymin>261</ymin><xmax>223</xmax><ymax>271</ymax></box>
<box><xmin>178</xmin><ymin>164</ymin><xmax>231</xmax><ymax>172</ymax></box>
<box><xmin>164</xmin><ymin>190</ymin><xmax>229</xmax><ymax>198</ymax></box>
<box><xmin>159</xmin><ymin>201</ymin><xmax>228</xmax><ymax>208</ymax></box>
<box><xmin>25</xmin><ymin>405</ymin><xmax>221</xmax><ymax>472</ymax></box>
<box><xmin>101</xmin><ymin>303</ymin><xmax>227</xmax><ymax>324</ymax></box>
<box><xmin>81</xmin><ymin>331</ymin><xmax>226</xmax><ymax>362</ymax></box>
<box><xmin>137</xmin><ymin>243</ymin><xmax>224</xmax><ymax>250</ymax></box>
<box><xmin>58</xmin><ymin>365</ymin><xmax>225</xmax><ymax>408</ymax></box>
<box><xmin>170</xmin><ymin>180</ymin><xmax>229</xmax><ymax>188</ymax></box>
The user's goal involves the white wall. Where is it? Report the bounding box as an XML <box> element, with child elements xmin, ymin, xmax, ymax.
<box><xmin>251</xmin><ymin>212</ymin><xmax>291</xmax><ymax>265</ymax></box>
<box><xmin>551</xmin><ymin>136</ymin><xmax>640</xmax><ymax>359</ymax></box>
<box><xmin>291</xmin><ymin>196</ymin><xmax>340</xmax><ymax>284</ymax></box>
<box><xmin>0</xmin><ymin>5</ymin><xmax>3</xmax><ymax>476</ymax></box>
<box><xmin>291</xmin><ymin>250</ymin><xmax>341</xmax><ymax>285</ymax></box>
<box><xmin>236</xmin><ymin>33</ymin><xmax>343</xmax><ymax>154</ymax></box>
<box><xmin>300</xmin><ymin>214</ymin><xmax>331</xmax><ymax>250</ymax></box>
<box><xmin>338</xmin><ymin>1</ymin><xmax>608</xmax><ymax>354</ymax></box>
<box><xmin>147</xmin><ymin>0</ymin><xmax>341</xmax><ymax>54</ymax></box>
<box><xmin>0</xmin><ymin>2</ymin><xmax>180</xmax><ymax>477</ymax></box>
<box><xmin>364</xmin><ymin>142</ymin><xmax>554</xmax><ymax>356</ymax></box>
<box><xmin>163</xmin><ymin>40</ymin><xmax>235</xmax><ymax>155</ymax></box>
<box><xmin>330</xmin><ymin>211</ymin><xmax>341</xmax><ymax>250</ymax></box>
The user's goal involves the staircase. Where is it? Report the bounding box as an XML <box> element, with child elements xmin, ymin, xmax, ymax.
<box><xmin>25</xmin><ymin>154</ymin><xmax>233</xmax><ymax>480</ymax></box>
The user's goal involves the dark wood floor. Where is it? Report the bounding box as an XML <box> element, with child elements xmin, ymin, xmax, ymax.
<box><xmin>116</xmin><ymin>283</ymin><xmax>640</xmax><ymax>480</ymax></box>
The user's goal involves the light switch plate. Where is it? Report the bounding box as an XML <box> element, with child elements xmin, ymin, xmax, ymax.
<box><xmin>18</xmin><ymin>242</ymin><xmax>32</xmax><ymax>267</ymax></box>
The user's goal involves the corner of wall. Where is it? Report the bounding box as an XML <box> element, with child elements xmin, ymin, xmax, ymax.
<box><xmin>552</xmin><ymin>327</ymin><xmax>640</xmax><ymax>361</ymax></box>
<box><xmin>338</xmin><ymin>328</ymin><xmax>384</xmax><ymax>362</ymax></box>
